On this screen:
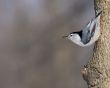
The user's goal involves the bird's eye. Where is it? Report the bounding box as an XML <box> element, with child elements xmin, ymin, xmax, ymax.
<box><xmin>70</xmin><ymin>34</ymin><xmax>73</xmax><ymax>36</ymax></box>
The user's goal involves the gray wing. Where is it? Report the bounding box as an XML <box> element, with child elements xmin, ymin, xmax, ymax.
<box><xmin>81</xmin><ymin>21</ymin><xmax>92</xmax><ymax>44</ymax></box>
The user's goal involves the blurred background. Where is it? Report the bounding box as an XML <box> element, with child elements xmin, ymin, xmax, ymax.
<box><xmin>0</xmin><ymin>0</ymin><xmax>95</xmax><ymax>88</ymax></box>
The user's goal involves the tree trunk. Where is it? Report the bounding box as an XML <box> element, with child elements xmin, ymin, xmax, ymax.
<box><xmin>82</xmin><ymin>0</ymin><xmax>110</xmax><ymax>88</ymax></box>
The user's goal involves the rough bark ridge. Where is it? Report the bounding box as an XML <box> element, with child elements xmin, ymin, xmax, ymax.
<box><xmin>83</xmin><ymin>0</ymin><xmax>110</xmax><ymax>88</ymax></box>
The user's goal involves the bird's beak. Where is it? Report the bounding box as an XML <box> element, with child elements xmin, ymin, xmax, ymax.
<box><xmin>62</xmin><ymin>35</ymin><xmax>68</xmax><ymax>38</ymax></box>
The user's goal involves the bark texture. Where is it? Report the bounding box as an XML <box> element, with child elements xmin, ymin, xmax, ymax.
<box><xmin>83</xmin><ymin>0</ymin><xmax>110</xmax><ymax>88</ymax></box>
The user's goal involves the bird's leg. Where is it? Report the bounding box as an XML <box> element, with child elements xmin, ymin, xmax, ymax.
<box><xmin>93</xmin><ymin>41</ymin><xmax>98</xmax><ymax>52</ymax></box>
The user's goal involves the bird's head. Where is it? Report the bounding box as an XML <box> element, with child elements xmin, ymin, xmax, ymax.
<box><xmin>63</xmin><ymin>33</ymin><xmax>83</xmax><ymax>46</ymax></box>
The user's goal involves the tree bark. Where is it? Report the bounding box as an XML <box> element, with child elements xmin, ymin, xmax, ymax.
<box><xmin>82</xmin><ymin>0</ymin><xmax>110</xmax><ymax>88</ymax></box>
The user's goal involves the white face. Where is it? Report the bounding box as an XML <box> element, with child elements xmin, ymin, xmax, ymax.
<box><xmin>68</xmin><ymin>33</ymin><xmax>81</xmax><ymax>44</ymax></box>
<box><xmin>67</xmin><ymin>33</ymin><xmax>85</xmax><ymax>46</ymax></box>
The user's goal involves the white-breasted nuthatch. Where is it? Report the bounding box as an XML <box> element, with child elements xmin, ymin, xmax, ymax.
<box><xmin>63</xmin><ymin>10</ymin><xmax>102</xmax><ymax>47</ymax></box>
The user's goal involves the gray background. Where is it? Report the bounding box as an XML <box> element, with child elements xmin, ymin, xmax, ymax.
<box><xmin>0</xmin><ymin>0</ymin><xmax>94</xmax><ymax>88</ymax></box>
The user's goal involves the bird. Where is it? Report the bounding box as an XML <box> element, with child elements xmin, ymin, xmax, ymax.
<box><xmin>63</xmin><ymin>10</ymin><xmax>102</xmax><ymax>47</ymax></box>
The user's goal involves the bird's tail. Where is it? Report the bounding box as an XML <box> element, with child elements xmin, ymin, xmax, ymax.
<box><xmin>95</xmin><ymin>10</ymin><xmax>102</xmax><ymax>18</ymax></box>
